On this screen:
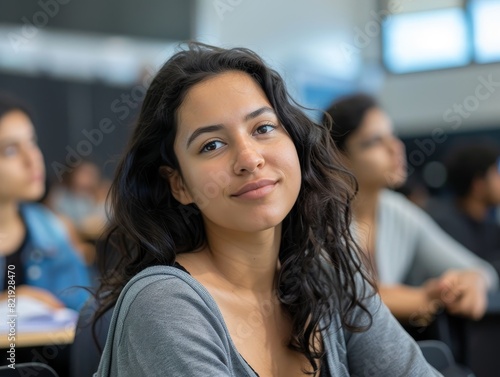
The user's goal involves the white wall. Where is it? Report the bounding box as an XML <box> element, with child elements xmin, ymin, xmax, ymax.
<box><xmin>194</xmin><ymin>0</ymin><xmax>364</xmax><ymax>103</ymax></box>
<box><xmin>379</xmin><ymin>64</ymin><xmax>500</xmax><ymax>136</ymax></box>
<box><xmin>196</xmin><ymin>0</ymin><xmax>500</xmax><ymax>136</ymax></box>
<box><xmin>354</xmin><ymin>0</ymin><xmax>500</xmax><ymax>136</ymax></box>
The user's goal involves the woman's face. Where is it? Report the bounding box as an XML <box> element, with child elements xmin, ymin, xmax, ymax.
<box><xmin>169</xmin><ymin>71</ymin><xmax>301</xmax><ymax>233</ymax></box>
<box><xmin>0</xmin><ymin>110</ymin><xmax>45</xmax><ymax>202</ymax></box>
<box><xmin>343</xmin><ymin>108</ymin><xmax>407</xmax><ymax>190</ymax></box>
<box><xmin>482</xmin><ymin>163</ymin><xmax>500</xmax><ymax>205</ymax></box>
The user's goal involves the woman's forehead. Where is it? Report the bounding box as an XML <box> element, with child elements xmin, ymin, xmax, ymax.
<box><xmin>176</xmin><ymin>72</ymin><xmax>273</xmax><ymax>135</ymax></box>
<box><xmin>0</xmin><ymin>110</ymin><xmax>34</xmax><ymax>138</ymax></box>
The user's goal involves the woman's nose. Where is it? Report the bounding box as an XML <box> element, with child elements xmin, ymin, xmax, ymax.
<box><xmin>23</xmin><ymin>144</ymin><xmax>43</xmax><ymax>168</ymax></box>
<box><xmin>389</xmin><ymin>136</ymin><xmax>405</xmax><ymax>155</ymax></box>
<box><xmin>233</xmin><ymin>143</ymin><xmax>265</xmax><ymax>174</ymax></box>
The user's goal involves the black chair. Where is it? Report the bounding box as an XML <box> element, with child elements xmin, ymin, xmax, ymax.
<box><xmin>418</xmin><ymin>340</ymin><xmax>475</xmax><ymax>377</ymax></box>
<box><xmin>0</xmin><ymin>362</ymin><xmax>58</xmax><ymax>377</ymax></box>
<box><xmin>70</xmin><ymin>298</ymin><xmax>113</xmax><ymax>377</ymax></box>
<box><xmin>465</xmin><ymin>291</ymin><xmax>500</xmax><ymax>377</ymax></box>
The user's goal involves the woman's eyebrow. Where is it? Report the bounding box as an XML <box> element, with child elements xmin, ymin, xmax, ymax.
<box><xmin>244</xmin><ymin>106</ymin><xmax>275</xmax><ymax>122</ymax></box>
<box><xmin>186</xmin><ymin>124</ymin><xmax>224</xmax><ymax>148</ymax></box>
<box><xmin>0</xmin><ymin>139</ymin><xmax>16</xmax><ymax>147</ymax></box>
<box><xmin>186</xmin><ymin>106</ymin><xmax>276</xmax><ymax>148</ymax></box>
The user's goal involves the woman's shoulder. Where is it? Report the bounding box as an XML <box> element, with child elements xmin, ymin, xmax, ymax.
<box><xmin>21</xmin><ymin>202</ymin><xmax>59</xmax><ymax>222</ymax></box>
<box><xmin>379</xmin><ymin>189</ymin><xmax>426</xmax><ymax>221</ymax></box>
<box><xmin>119</xmin><ymin>265</ymin><xmax>222</xmax><ymax>319</ymax></box>
<box><xmin>114</xmin><ymin>265</ymin><xmax>232</xmax><ymax>352</ymax></box>
<box><xmin>20</xmin><ymin>203</ymin><xmax>67</xmax><ymax>244</ymax></box>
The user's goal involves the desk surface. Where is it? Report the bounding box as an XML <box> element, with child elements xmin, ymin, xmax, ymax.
<box><xmin>0</xmin><ymin>325</ymin><xmax>75</xmax><ymax>348</ymax></box>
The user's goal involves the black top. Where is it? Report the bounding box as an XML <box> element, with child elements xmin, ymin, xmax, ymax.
<box><xmin>426</xmin><ymin>197</ymin><xmax>500</xmax><ymax>276</ymax></box>
<box><xmin>172</xmin><ymin>262</ymin><xmax>331</xmax><ymax>377</ymax></box>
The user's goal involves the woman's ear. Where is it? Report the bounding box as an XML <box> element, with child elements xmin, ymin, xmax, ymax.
<box><xmin>159</xmin><ymin>166</ymin><xmax>193</xmax><ymax>205</ymax></box>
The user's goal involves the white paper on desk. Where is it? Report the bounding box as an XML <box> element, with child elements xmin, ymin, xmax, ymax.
<box><xmin>0</xmin><ymin>297</ymin><xmax>78</xmax><ymax>333</ymax></box>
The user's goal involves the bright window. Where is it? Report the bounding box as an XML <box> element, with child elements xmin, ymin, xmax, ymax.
<box><xmin>471</xmin><ymin>0</ymin><xmax>500</xmax><ymax>63</ymax></box>
<box><xmin>383</xmin><ymin>8</ymin><xmax>470</xmax><ymax>74</ymax></box>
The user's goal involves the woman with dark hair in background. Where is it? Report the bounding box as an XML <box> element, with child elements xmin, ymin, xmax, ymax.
<box><xmin>93</xmin><ymin>44</ymin><xmax>440</xmax><ymax>376</ymax></box>
<box><xmin>0</xmin><ymin>94</ymin><xmax>90</xmax><ymax>311</ymax></box>
<box><xmin>324</xmin><ymin>94</ymin><xmax>498</xmax><ymax>329</ymax></box>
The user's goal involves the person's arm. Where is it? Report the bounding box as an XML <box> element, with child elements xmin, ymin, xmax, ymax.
<box><xmin>434</xmin><ymin>269</ymin><xmax>488</xmax><ymax>320</ymax></box>
<box><xmin>378</xmin><ymin>282</ymin><xmax>443</xmax><ymax>325</ymax></box>
<box><xmin>0</xmin><ymin>285</ymin><xmax>64</xmax><ymax>309</ymax></box>
<box><xmin>32</xmin><ymin>206</ymin><xmax>91</xmax><ymax>311</ymax></box>
<box><xmin>56</xmin><ymin>213</ymin><xmax>96</xmax><ymax>265</ymax></box>
<box><xmin>345</xmin><ymin>290</ymin><xmax>442</xmax><ymax>376</ymax></box>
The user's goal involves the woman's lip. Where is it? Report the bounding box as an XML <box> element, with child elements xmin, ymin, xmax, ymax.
<box><xmin>30</xmin><ymin>174</ymin><xmax>44</xmax><ymax>182</ymax></box>
<box><xmin>232</xmin><ymin>179</ymin><xmax>277</xmax><ymax>197</ymax></box>
<box><xmin>231</xmin><ymin>183</ymin><xmax>276</xmax><ymax>199</ymax></box>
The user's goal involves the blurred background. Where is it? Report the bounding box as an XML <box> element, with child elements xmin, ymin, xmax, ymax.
<box><xmin>2</xmin><ymin>2</ymin><xmax>500</xmax><ymax>376</ymax></box>
<box><xmin>1</xmin><ymin>0</ymin><xmax>499</xmax><ymax>190</ymax></box>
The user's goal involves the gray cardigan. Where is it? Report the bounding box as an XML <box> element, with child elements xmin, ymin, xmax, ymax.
<box><xmin>374</xmin><ymin>190</ymin><xmax>498</xmax><ymax>289</ymax></box>
<box><xmin>95</xmin><ymin>265</ymin><xmax>441</xmax><ymax>376</ymax></box>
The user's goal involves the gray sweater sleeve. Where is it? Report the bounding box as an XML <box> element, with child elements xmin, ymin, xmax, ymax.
<box><xmin>114</xmin><ymin>277</ymin><xmax>239</xmax><ymax>377</ymax></box>
<box><xmin>343</xmin><ymin>291</ymin><xmax>442</xmax><ymax>376</ymax></box>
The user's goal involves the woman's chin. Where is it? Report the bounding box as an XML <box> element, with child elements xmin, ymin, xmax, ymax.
<box><xmin>19</xmin><ymin>187</ymin><xmax>46</xmax><ymax>202</ymax></box>
<box><xmin>384</xmin><ymin>171</ymin><xmax>407</xmax><ymax>189</ymax></box>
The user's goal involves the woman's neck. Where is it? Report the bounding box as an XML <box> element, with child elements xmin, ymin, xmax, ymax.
<box><xmin>202</xmin><ymin>222</ymin><xmax>282</xmax><ymax>295</ymax></box>
<box><xmin>352</xmin><ymin>186</ymin><xmax>381</xmax><ymax>224</ymax></box>
<box><xmin>458</xmin><ymin>195</ymin><xmax>489</xmax><ymax>222</ymax></box>
<box><xmin>0</xmin><ymin>201</ymin><xmax>25</xmax><ymax>254</ymax></box>
<box><xmin>0</xmin><ymin>201</ymin><xmax>20</xmax><ymax>229</ymax></box>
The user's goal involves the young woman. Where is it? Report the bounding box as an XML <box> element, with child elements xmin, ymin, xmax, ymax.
<box><xmin>94</xmin><ymin>44</ymin><xmax>440</xmax><ymax>376</ymax></box>
<box><xmin>325</xmin><ymin>94</ymin><xmax>498</xmax><ymax>327</ymax></box>
<box><xmin>0</xmin><ymin>95</ymin><xmax>90</xmax><ymax>311</ymax></box>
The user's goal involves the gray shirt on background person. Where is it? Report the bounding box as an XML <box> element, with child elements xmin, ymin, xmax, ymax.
<box><xmin>366</xmin><ymin>190</ymin><xmax>498</xmax><ymax>290</ymax></box>
<box><xmin>94</xmin><ymin>265</ymin><xmax>441</xmax><ymax>376</ymax></box>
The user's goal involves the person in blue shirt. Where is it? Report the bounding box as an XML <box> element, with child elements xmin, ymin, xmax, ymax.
<box><xmin>0</xmin><ymin>94</ymin><xmax>90</xmax><ymax>311</ymax></box>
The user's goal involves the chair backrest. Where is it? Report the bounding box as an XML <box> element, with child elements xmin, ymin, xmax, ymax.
<box><xmin>418</xmin><ymin>340</ymin><xmax>476</xmax><ymax>377</ymax></box>
<box><xmin>0</xmin><ymin>362</ymin><xmax>58</xmax><ymax>377</ymax></box>
<box><xmin>70</xmin><ymin>298</ymin><xmax>113</xmax><ymax>377</ymax></box>
<box><xmin>418</xmin><ymin>339</ymin><xmax>455</xmax><ymax>370</ymax></box>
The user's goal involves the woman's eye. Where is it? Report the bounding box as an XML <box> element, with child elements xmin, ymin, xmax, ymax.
<box><xmin>255</xmin><ymin>124</ymin><xmax>275</xmax><ymax>135</ymax></box>
<box><xmin>360</xmin><ymin>137</ymin><xmax>381</xmax><ymax>149</ymax></box>
<box><xmin>1</xmin><ymin>145</ymin><xmax>18</xmax><ymax>157</ymax></box>
<box><xmin>200</xmin><ymin>140</ymin><xmax>225</xmax><ymax>153</ymax></box>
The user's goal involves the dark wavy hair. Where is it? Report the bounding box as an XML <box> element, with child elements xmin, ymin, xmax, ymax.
<box><xmin>445</xmin><ymin>140</ymin><xmax>500</xmax><ymax>198</ymax></box>
<box><xmin>0</xmin><ymin>93</ymin><xmax>34</xmax><ymax>124</ymax></box>
<box><xmin>94</xmin><ymin>42</ymin><xmax>375</xmax><ymax>374</ymax></box>
<box><xmin>323</xmin><ymin>93</ymin><xmax>379</xmax><ymax>151</ymax></box>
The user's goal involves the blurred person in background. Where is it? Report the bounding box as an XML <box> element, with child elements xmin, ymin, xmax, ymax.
<box><xmin>324</xmin><ymin>94</ymin><xmax>498</xmax><ymax>328</ymax></box>
<box><xmin>427</xmin><ymin>142</ymin><xmax>500</xmax><ymax>276</ymax></box>
<box><xmin>48</xmin><ymin>159</ymin><xmax>109</xmax><ymax>243</ymax></box>
<box><xmin>0</xmin><ymin>94</ymin><xmax>90</xmax><ymax>311</ymax></box>
<box><xmin>394</xmin><ymin>172</ymin><xmax>430</xmax><ymax>209</ymax></box>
